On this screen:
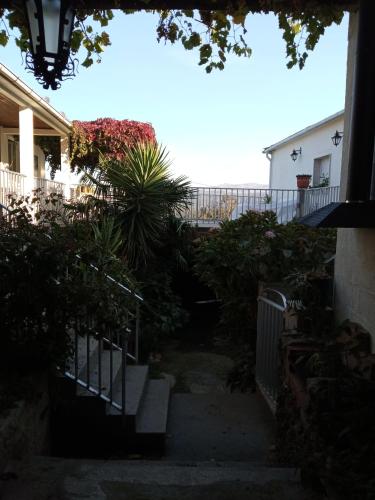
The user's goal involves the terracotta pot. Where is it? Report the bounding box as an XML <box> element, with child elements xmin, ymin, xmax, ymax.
<box><xmin>296</xmin><ymin>174</ymin><xmax>311</xmax><ymax>189</ymax></box>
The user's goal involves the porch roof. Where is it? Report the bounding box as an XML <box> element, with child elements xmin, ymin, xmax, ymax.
<box><xmin>0</xmin><ymin>64</ymin><xmax>72</xmax><ymax>137</ymax></box>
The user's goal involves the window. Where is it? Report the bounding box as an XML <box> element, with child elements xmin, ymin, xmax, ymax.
<box><xmin>313</xmin><ymin>155</ymin><xmax>331</xmax><ymax>187</ymax></box>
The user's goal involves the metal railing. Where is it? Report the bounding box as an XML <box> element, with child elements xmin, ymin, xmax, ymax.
<box><xmin>299</xmin><ymin>185</ymin><xmax>340</xmax><ymax>217</ymax></box>
<box><xmin>256</xmin><ymin>288</ymin><xmax>287</xmax><ymax>413</ymax></box>
<box><xmin>63</xmin><ymin>265</ymin><xmax>143</xmax><ymax>417</ymax></box>
<box><xmin>181</xmin><ymin>186</ymin><xmax>340</xmax><ymax>226</ymax></box>
<box><xmin>0</xmin><ymin>167</ymin><xmax>26</xmax><ymax>206</ymax></box>
<box><xmin>1</xmin><ymin>193</ymin><xmax>143</xmax><ymax>417</ymax></box>
<box><xmin>34</xmin><ymin>177</ymin><xmax>65</xmax><ymax>195</ymax></box>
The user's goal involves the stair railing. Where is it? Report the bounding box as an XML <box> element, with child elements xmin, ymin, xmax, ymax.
<box><xmin>62</xmin><ymin>259</ymin><xmax>143</xmax><ymax>417</ymax></box>
<box><xmin>2</xmin><ymin>199</ymin><xmax>143</xmax><ymax>416</ymax></box>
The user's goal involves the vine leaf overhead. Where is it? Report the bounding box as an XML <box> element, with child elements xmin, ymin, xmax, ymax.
<box><xmin>0</xmin><ymin>1</ymin><xmax>352</xmax><ymax>74</ymax></box>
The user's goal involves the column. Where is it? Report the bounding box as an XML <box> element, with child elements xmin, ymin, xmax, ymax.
<box><xmin>19</xmin><ymin>107</ymin><xmax>34</xmax><ymax>194</ymax></box>
<box><xmin>60</xmin><ymin>135</ymin><xmax>71</xmax><ymax>199</ymax></box>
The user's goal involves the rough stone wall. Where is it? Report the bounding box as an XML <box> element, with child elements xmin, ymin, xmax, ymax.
<box><xmin>0</xmin><ymin>372</ymin><xmax>50</xmax><ymax>472</ymax></box>
<box><xmin>334</xmin><ymin>10</ymin><xmax>375</xmax><ymax>350</ymax></box>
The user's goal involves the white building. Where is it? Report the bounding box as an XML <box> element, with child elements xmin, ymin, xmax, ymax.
<box><xmin>264</xmin><ymin>111</ymin><xmax>344</xmax><ymax>190</ymax></box>
<box><xmin>0</xmin><ymin>63</ymin><xmax>75</xmax><ymax>206</ymax></box>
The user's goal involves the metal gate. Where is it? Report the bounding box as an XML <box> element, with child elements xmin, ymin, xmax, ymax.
<box><xmin>256</xmin><ymin>288</ymin><xmax>287</xmax><ymax>413</ymax></box>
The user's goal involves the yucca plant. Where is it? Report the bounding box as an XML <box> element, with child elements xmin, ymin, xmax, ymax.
<box><xmin>82</xmin><ymin>142</ymin><xmax>192</xmax><ymax>268</ymax></box>
<box><xmin>91</xmin><ymin>216</ymin><xmax>123</xmax><ymax>265</ymax></box>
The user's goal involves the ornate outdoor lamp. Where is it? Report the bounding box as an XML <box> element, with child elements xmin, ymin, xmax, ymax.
<box><xmin>24</xmin><ymin>0</ymin><xmax>76</xmax><ymax>90</ymax></box>
<box><xmin>290</xmin><ymin>147</ymin><xmax>302</xmax><ymax>162</ymax></box>
<box><xmin>331</xmin><ymin>130</ymin><xmax>344</xmax><ymax>147</ymax></box>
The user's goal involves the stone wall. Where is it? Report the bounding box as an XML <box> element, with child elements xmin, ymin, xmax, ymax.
<box><xmin>0</xmin><ymin>372</ymin><xmax>50</xmax><ymax>473</ymax></box>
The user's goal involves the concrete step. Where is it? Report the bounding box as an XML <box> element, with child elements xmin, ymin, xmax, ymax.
<box><xmin>107</xmin><ymin>364</ymin><xmax>149</xmax><ymax>417</ymax></box>
<box><xmin>76</xmin><ymin>349</ymin><xmax>123</xmax><ymax>399</ymax></box>
<box><xmin>65</xmin><ymin>334</ymin><xmax>98</xmax><ymax>378</ymax></box>
<box><xmin>136</xmin><ymin>379</ymin><xmax>170</xmax><ymax>435</ymax></box>
<box><xmin>0</xmin><ymin>457</ymin><xmax>320</xmax><ymax>500</ymax></box>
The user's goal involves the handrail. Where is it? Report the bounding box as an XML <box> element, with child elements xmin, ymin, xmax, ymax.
<box><xmin>258</xmin><ymin>288</ymin><xmax>288</xmax><ymax>311</ymax></box>
<box><xmin>256</xmin><ymin>287</ymin><xmax>288</xmax><ymax>413</ymax></box>
<box><xmin>0</xmin><ymin>202</ymin><xmax>10</xmax><ymax>211</ymax></box>
<box><xmin>78</xmin><ymin>256</ymin><xmax>143</xmax><ymax>302</ymax></box>
<box><xmin>1</xmin><ymin>200</ymin><xmax>142</xmax><ymax>417</ymax></box>
<box><xmin>63</xmin><ymin>329</ymin><xmax>128</xmax><ymax>415</ymax></box>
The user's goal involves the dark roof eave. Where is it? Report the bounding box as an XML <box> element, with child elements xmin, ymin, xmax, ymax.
<box><xmin>298</xmin><ymin>201</ymin><xmax>375</xmax><ymax>228</ymax></box>
<box><xmin>0</xmin><ymin>0</ymin><xmax>360</xmax><ymax>10</ymax></box>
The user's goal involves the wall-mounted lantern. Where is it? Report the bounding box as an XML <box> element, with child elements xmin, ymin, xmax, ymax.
<box><xmin>24</xmin><ymin>0</ymin><xmax>76</xmax><ymax>90</ymax></box>
<box><xmin>331</xmin><ymin>130</ymin><xmax>344</xmax><ymax>147</ymax></box>
<box><xmin>290</xmin><ymin>147</ymin><xmax>302</xmax><ymax>162</ymax></box>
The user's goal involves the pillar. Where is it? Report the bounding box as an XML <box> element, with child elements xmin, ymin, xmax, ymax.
<box><xmin>60</xmin><ymin>135</ymin><xmax>71</xmax><ymax>199</ymax></box>
<box><xmin>19</xmin><ymin>107</ymin><xmax>34</xmax><ymax>194</ymax></box>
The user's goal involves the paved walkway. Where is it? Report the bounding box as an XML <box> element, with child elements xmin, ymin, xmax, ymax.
<box><xmin>165</xmin><ymin>392</ymin><xmax>275</xmax><ymax>462</ymax></box>
<box><xmin>0</xmin><ymin>458</ymin><xmax>321</xmax><ymax>500</ymax></box>
<box><xmin>155</xmin><ymin>344</ymin><xmax>275</xmax><ymax>462</ymax></box>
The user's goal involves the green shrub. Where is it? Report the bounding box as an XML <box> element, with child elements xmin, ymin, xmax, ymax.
<box><xmin>0</xmin><ymin>196</ymin><xmax>138</xmax><ymax>370</ymax></box>
<box><xmin>194</xmin><ymin>210</ymin><xmax>336</xmax><ymax>343</ymax></box>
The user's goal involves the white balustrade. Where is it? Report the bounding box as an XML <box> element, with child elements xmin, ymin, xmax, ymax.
<box><xmin>0</xmin><ymin>167</ymin><xmax>26</xmax><ymax>207</ymax></box>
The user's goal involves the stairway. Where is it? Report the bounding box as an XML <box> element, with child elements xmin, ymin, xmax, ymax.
<box><xmin>0</xmin><ymin>457</ymin><xmax>320</xmax><ymax>500</ymax></box>
<box><xmin>51</xmin><ymin>334</ymin><xmax>170</xmax><ymax>457</ymax></box>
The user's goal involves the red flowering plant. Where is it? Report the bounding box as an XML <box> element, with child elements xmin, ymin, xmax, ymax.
<box><xmin>70</xmin><ymin>118</ymin><xmax>156</xmax><ymax>171</ymax></box>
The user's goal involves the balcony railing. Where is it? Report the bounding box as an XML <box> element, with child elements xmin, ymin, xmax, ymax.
<box><xmin>299</xmin><ymin>185</ymin><xmax>340</xmax><ymax>217</ymax></box>
<box><xmin>181</xmin><ymin>186</ymin><xmax>340</xmax><ymax>226</ymax></box>
<box><xmin>34</xmin><ymin>177</ymin><xmax>65</xmax><ymax>195</ymax></box>
<box><xmin>0</xmin><ymin>167</ymin><xmax>26</xmax><ymax>207</ymax></box>
<box><xmin>0</xmin><ymin>170</ymin><xmax>341</xmax><ymax>228</ymax></box>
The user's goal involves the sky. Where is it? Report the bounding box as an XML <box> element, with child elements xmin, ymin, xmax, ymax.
<box><xmin>0</xmin><ymin>11</ymin><xmax>349</xmax><ymax>186</ymax></box>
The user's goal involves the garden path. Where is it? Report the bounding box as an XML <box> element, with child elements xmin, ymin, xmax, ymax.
<box><xmin>153</xmin><ymin>338</ymin><xmax>276</xmax><ymax>462</ymax></box>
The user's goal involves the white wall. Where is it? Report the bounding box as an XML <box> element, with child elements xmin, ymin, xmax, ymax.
<box><xmin>268</xmin><ymin>116</ymin><xmax>344</xmax><ymax>190</ymax></box>
<box><xmin>334</xmin><ymin>11</ymin><xmax>375</xmax><ymax>351</ymax></box>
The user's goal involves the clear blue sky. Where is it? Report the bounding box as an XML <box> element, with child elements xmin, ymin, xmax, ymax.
<box><xmin>0</xmin><ymin>11</ymin><xmax>349</xmax><ymax>186</ymax></box>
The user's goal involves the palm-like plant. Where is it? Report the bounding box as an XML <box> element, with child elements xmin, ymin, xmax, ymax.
<box><xmin>82</xmin><ymin>142</ymin><xmax>192</xmax><ymax>268</ymax></box>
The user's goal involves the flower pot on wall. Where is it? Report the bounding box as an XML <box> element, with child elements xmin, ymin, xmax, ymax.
<box><xmin>296</xmin><ymin>174</ymin><xmax>312</xmax><ymax>189</ymax></box>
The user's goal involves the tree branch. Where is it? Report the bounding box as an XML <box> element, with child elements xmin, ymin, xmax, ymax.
<box><xmin>0</xmin><ymin>0</ymin><xmax>358</xmax><ymax>12</ymax></box>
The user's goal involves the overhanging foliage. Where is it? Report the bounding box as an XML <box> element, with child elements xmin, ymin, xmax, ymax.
<box><xmin>0</xmin><ymin>1</ymin><xmax>351</xmax><ymax>76</ymax></box>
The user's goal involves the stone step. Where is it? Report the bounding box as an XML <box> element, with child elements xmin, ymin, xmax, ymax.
<box><xmin>65</xmin><ymin>334</ymin><xmax>98</xmax><ymax>378</ymax></box>
<box><xmin>0</xmin><ymin>457</ymin><xmax>318</xmax><ymax>500</ymax></box>
<box><xmin>76</xmin><ymin>349</ymin><xmax>123</xmax><ymax>400</ymax></box>
<box><xmin>136</xmin><ymin>379</ymin><xmax>170</xmax><ymax>435</ymax></box>
<box><xmin>106</xmin><ymin>364</ymin><xmax>149</xmax><ymax>417</ymax></box>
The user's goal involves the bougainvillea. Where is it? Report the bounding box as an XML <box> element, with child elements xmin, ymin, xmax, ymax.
<box><xmin>70</xmin><ymin>118</ymin><xmax>156</xmax><ymax>171</ymax></box>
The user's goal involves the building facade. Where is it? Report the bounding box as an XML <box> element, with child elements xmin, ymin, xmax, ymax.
<box><xmin>0</xmin><ymin>63</ymin><xmax>72</xmax><ymax>204</ymax></box>
<box><xmin>264</xmin><ymin>111</ymin><xmax>344</xmax><ymax>190</ymax></box>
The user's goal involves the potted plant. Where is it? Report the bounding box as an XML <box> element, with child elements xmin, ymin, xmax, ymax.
<box><xmin>296</xmin><ymin>174</ymin><xmax>312</xmax><ymax>189</ymax></box>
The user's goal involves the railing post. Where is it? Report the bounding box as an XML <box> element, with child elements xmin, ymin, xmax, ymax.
<box><xmin>297</xmin><ymin>188</ymin><xmax>306</xmax><ymax>218</ymax></box>
<box><xmin>135</xmin><ymin>301</ymin><xmax>140</xmax><ymax>364</ymax></box>
<box><xmin>121</xmin><ymin>332</ymin><xmax>127</xmax><ymax>417</ymax></box>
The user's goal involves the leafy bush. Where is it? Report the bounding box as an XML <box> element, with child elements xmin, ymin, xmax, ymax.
<box><xmin>0</xmin><ymin>195</ymin><xmax>138</xmax><ymax>371</ymax></box>
<box><xmin>194</xmin><ymin>210</ymin><xmax>336</xmax><ymax>343</ymax></box>
<box><xmin>277</xmin><ymin>322</ymin><xmax>375</xmax><ymax>500</ymax></box>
